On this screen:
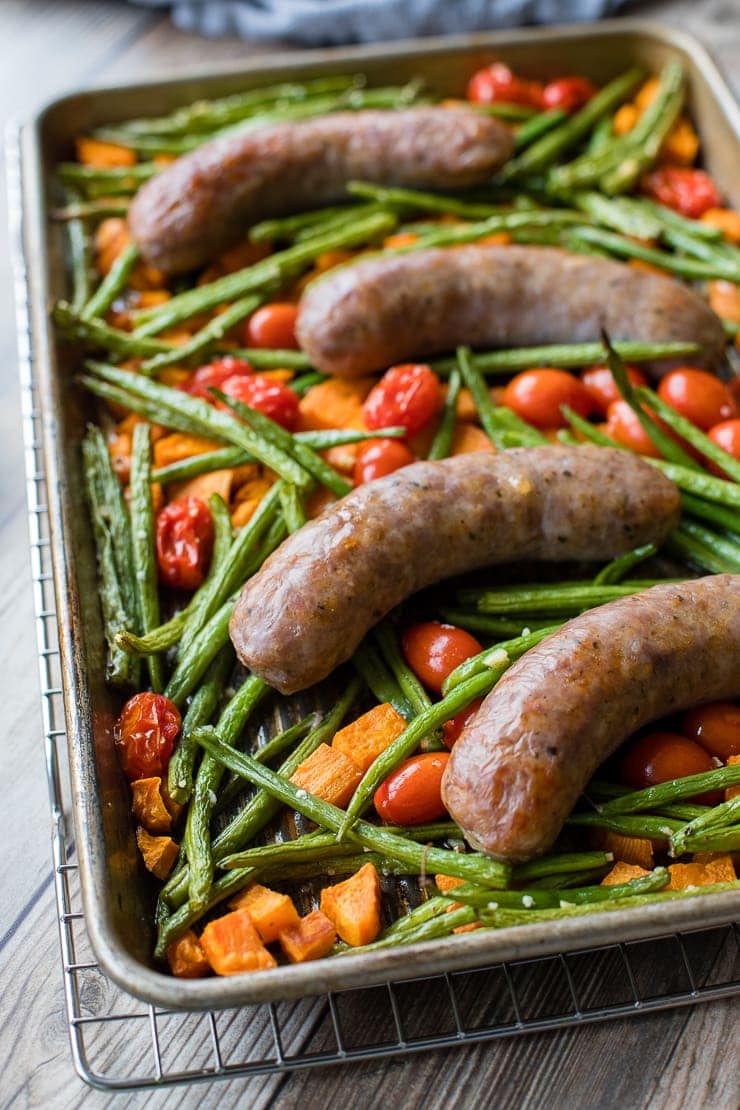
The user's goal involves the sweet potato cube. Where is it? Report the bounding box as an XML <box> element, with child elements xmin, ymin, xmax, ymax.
<box><xmin>320</xmin><ymin>862</ymin><xmax>382</xmax><ymax>947</ymax></box>
<box><xmin>131</xmin><ymin>777</ymin><xmax>172</xmax><ymax>834</ymax></box>
<box><xmin>228</xmin><ymin>884</ymin><xmax>300</xmax><ymax>943</ymax></box>
<box><xmin>298</xmin><ymin>377</ymin><xmax>374</xmax><ymax>432</ymax></box>
<box><xmin>726</xmin><ymin>755</ymin><xmax>740</xmax><ymax>801</ymax></box>
<box><xmin>166</xmin><ymin>930</ymin><xmax>211</xmax><ymax>979</ymax></box>
<box><xmin>451</xmin><ymin>423</ymin><xmax>495</xmax><ymax>456</ymax></box>
<box><xmin>279</xmin><ymin>910</ymin><xmax>337</xmax><ymax>963</ymax></box>
<box><xmin>201</xmin><ymin>909</ymin><xmax>277</xmax><ymax>976</ymax></box>
<box><xmin>332</xmin><ymin>703</ymin><xmax>408</xmax><ymax>773</ymax></box>
<box><xmin>668</xmin><ymin>856</ymin><xmax>737</xmax><ymax>890</ymax></box>
<box><xmin>135</xmin><ymin>827</ymin><xmax>179</xmax><ymax>880</ymax></box>
<box><xmin>592</xmin><ymin>830</ymin><xmax>654</xmax><ymax>871</ymax></box>
<box><xmin>435</xmin><ymin>874</ymin><xmax>465</xmax><ymax>894</ymax></box>
<box><xmin>601</xmin><ymin>862</ymin><xmax>650</xmax><ymax>887</ymax></box>
<box><xmin>170</xmin><ymin>468</ymin><xmax>235</xmax><ymax>504</ymax></box>
<box><xmin>76</xmin><ymin>136</ymin><xmax>137</xmax><ymax>168</ymax></box>
<box><xmin>290</xmin><ymin>743</ymin><xmax>361</xmax><ymax>808</ymax></box>
<box><xmin>153</xmin><ymin>432</ymin><xmax>221</xmax><ymax>469</ymax></box>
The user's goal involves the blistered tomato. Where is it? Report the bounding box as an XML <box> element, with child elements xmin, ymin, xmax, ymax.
<box><xmin>353</xmin><ymin>438</ymin><xmax>415</xmax><ymax>485</ymax></box>
<box><xmin>183</xmin><ymin>356</ymin><xmax>253</xmax><ymax>400</ymax></box>
<box><xmin>580</xmin><ymin>364</ymin><xmax>648</xmax><ymax>418</ymax></box>
<box><xmin>156</xmin><ymin>497</ymin><xmax>214</xmax><ymax>590</ymax></box>
<box><xmin>442</xmin><ymin>699</ymin><xmax>483</xmax><ymax>750</ymax></box>
<box><xmin>502</xmin><ymin>368</ymin><xmax>593</xmax><ymax>429</ymax></box>
<box><xmin>402</xmin><ymin>622</ymin><xmax>482</xmax><ymax>695</ymax></box>
<box><xmin>657</xmin><ymin>367</ymin><xmax>736</xmax><ymax>430</ymax></box>
<box><xmin>466</xmin><ymin>62</ymin><xmax>543</xmax><ymax>108</ymax></box>
<box><xmin>219</xmin><ymin>372</ymin><xmax>300</xmax><ymax>430</ymax></box>
<box><xmin>621</xmin><ymin>730</ymin><xmax>721</xmax><ymax>804</ymax></box>
<box><xmin>641</xmin><ymin>166</ymin><xmax>722</xmax><ymax>219</ymax></box>
<box><xmin>245</xmin><ymin>303</ymin><xmax>300</xmax><ymax>349</ymax></box>
<box><xmin>114</xmin><ymin>692</ymin><xmax>181</xmax><ymax>780</ymax></box>
<box><xmin>541</xmin><ymin>76</ymin><xmax>597</xmax><ymax>112</ymax></box>
<box><xmin>363</xmin><ymin>364</ymin><xmax>441</xmax><ymax>436</ymax></box>
<box><xmin>374</xmin><ymin>753</ymin><xmax>450</xmax><ymax>825</ymax></box>
<box><xmin>707</xmin><ymin>419</ymin><xmax>740</xmax><ymax>476</ymax></box>
<box><xmin>605</xmin><ymin>400</ymin><xmax>662</xmax><ymax>457</ymax></box>
<box><xmin>680</xmin><ymin>702</ymin><xmax>740</xmax><ymax>760</ymax></box>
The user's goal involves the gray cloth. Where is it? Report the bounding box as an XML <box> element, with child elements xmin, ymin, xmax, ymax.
<box><xmin>131</xmin><ymin>0</ymin><xmax>629</xmax><ymax>45</ymax></box>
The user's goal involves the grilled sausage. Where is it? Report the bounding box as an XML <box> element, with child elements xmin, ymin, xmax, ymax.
<box><xmin>229</xmin><ymin>447</ymin><xmax>680</xmax><ymax>694</ymax></box>
<box><xmin>295</xmin><ymin>244</ymin><xmax>726</xmax><ymax>377</ymax></box>
<box><xmin>442</xmin><ymin>575</ymin><xmax>740</xmax><ymax>863</ymax></box>
<box><xmin>127</xmin><ymin>108</ymin><xmax>514</xmax><ymax>273</ymax></box>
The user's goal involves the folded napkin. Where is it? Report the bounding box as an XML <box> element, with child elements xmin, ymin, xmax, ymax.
<box><xmin>131</xmin><ymin>0</ymin><xmax>629</xmax><ymax>45</ymax></box>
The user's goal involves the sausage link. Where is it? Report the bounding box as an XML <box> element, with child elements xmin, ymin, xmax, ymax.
<box><xmin>128</xmin><ymin>108</ymin><xmax>513</xmax><ymax>273</ymax></box>
<box><xmin>229</xmin><ymin>447</ymin><xmax>680</xmax><ymax>693</ymax></box>
<box><xmin>295</xmin><ymin>244</ymin><xmax>726</xmax><ymax>377</ymax></box>
<box><xmin>442</xmin><ymin>575</ymin><xmax>740</xmax><ymax>863</ymax></box>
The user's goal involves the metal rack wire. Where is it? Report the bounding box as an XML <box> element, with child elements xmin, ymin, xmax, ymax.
<box><xmin>10</xmin><ymin>129</ymin><xmax>740</xmax><ymax>1094</ymax></box>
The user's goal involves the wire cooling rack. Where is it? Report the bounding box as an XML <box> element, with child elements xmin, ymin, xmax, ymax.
<box><xmin>10</xmin><ymin>130</ymin><xmax>740</xmax><ymax>1093</ymax></box>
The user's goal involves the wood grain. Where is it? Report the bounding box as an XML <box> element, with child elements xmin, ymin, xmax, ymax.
<box><xmin>0</xmin><ymin>2</ymin><xmax>737</xmax><ymax>1106</ymax></box>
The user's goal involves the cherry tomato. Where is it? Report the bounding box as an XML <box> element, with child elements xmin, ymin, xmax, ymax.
<box><xmin>621</xmin><ymin>730</ymin><xmax>721</xmax><ymax>804</ymax></box>
<box><xmin>114</xmin><ymin>692</ymin><xmax>181</xmax><ymax>781</ymax></box>
<box><xmin>156</xmin><ymin>496</ymin><xmax>214</xmax><ymax>590</ymax></box>
<box><xmin>467</xmin><ymin>63</ymin><xmax>543</xmax><ymax>108</ymax></box>
<box><xmin>442</xmin><ymin>698</ymin><xmax>483</xmax><ymax>750</ymax></box>
<box><xmin>502</xmin><ymin>368</ymin><xmax>593</xmax><ymax>430</ymax></box>
<box><xmin>707</xmin><ymin>419</ymin><xmax>740</xmax><ymax>476</ymax></box>
<box><xmin>605</xmin><ymin>399</ymin><xmax>662</xmax><ymax>457</ymax></box>
<box><xmin>680</xmin><ymin>702</ymin><xmax>740</xmax><ymax>760</ymax></box>
<box><xmin>641</xmin><ymin>166</ymin><xmax>722</xmax><ymax>219</ymax></box>
<box><xmin>363</xmin><ymin>364</ymin><xmax>441</xmax><ymax>436</ymax></box>
<box><xmin>541</xmin><ymin>76</ymin><xmax>597</xmax><ymax>113</ymax></box>
<box><xmin>580</xmin><ymin>364</ymin><xmax>648</xmax><ymax>418</ymax></box>
<box><xmin>219</xmin><ymin>372</ymin><xmax>300</xmax><ymax>431</ymax></box>
<box><xmin>402</xmin><ymin>622</ymin><xmax>482</xmax><ymax>695</ymax></box>
<box><xmin>183</xmin><ymin>356</ymin><xmax>253</xmax><ymax>400</ymax></box>
<box><xmin>353</xmin><ymin>438</ymin><xmax>415</xmax><ymax>485</ymax></box>
<box><xmin>245</xmin><ymin>303</ymin><xmax>300</xmax><ymax>350</ymax></box>
<box><xmin>373</xmin><ymin>752</ymin><xmax>450</xmax><ymax>825</ymax></box>
<box><xmin>657</xmin><ymin>367</ymin><xmax>736</xmax><ymax>430</ymax></box>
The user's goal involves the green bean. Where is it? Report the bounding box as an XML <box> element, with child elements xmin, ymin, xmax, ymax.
<box><xmin>341</xmin><ymin>669</ymin><xmax>502</xmax><ymax>834</ymax></box>
<box><xmin>79</xmin><ymin>373</ymin><xmax>215</xmax><ymax>441</ymax></box>
<box><xmin>156</xmin><ymin>865</ymin><xmax>261</xmax><ymax>954</ymax></box>
<box><xmin>430</xmin><ymin>340</ymin><xmax>698</xmax><ymax>377</ymax></box>
<box><xmin>680</xmin><ymin>492</ymin><xmax>740</xmax><ymax>535</ymax></box>
<box><xmin>140</xmin><ymin>293</ymin><xmax>267</xmax><ymax>373</ymax></box>
<box><xmin>58</xmin><ymin>161</ymin><xmax>158</xmax><ymax>188</ymax></box>
<box><xmin>60</xmin><ymin>191</ymin><xmax>93</xmax><ymax>312</ymax></box>
<box><xmin>404</xmin><ymin>209</ymin><xmax>589</xmax><ymax>253</ymax></box>
<box><xmin>569</xmin><ymin>225</ymin><xmax>740</xmax><ymax>282</ymax></box>
<box><xmin>133</xmin><ymin>211</ymin><xmax>396</xmax><ymax>337</ymax></box>
<box><xmin>344</xmin><ymin>905</ymin><xmax>478</xmax><ymax>953</ymax></box>
<box><xmin>532</xmin><ymin>867</ymin><xmax>612</xmax><ymax>890</ymax></box>
<box><xmin>512</xmin><ymin>851</ymin><xmax>615</xmax><ymax>884</ymax></box>
<box><xmin>515</xmin><ymin>109</ymin><xmax>568</xmax><ymax>149</ymax></box>
<box><xmin>230</xmin><ymin>347</ymin><xmax>313</xmax><ymax>370</ymax></box>
<box><xmin>460</xmin><ymin>868</ymin><xmax>671</xmax><ymax>909</ymax></box>
<box><xmin>478</xmin><ymin>102</ymin><xmax>537</xmax><ymax>121</ymax></box>
<box><xmin>438</xmin><ymin>608</ymin><xmax>557</xmax><ymax>638</ymax></box>
<box><xmin>55</xmin><ymin>301</ymin><xmax>171</xmax><ymax>358</ymax></box>
<box><xmin>723</xmin><ymin>319</ymin><xmax>740</xmax><ymax>339</ymax></box>
<box><xmin>593</xmin><ymin>543</ymin><xmax>658</xmax><ymax>586</ymax></box>
<box><xmin>215</xmin><ymin>715</ymin><xmax>317</xmax><ymax>813</ymax></box>
<box><xmin>53</xmin><ymin>198</ymin><xmax>130</xmax><ymax>221</ymax></box>
<box><xmin>346</xmin><ymin>181</ymin><xmax>504</xmax><ymax>220</ymax></box>
<box><xmin>194</xmin><ymin>725</ymin><xmax>512</xmax><ymax>889</ymax></box>
<box><xmin>639</xmin><ymin>198</ymin><xmax>724</xmax><ymax>240</ymax></box>
<box><xmin>600</xmin><ymin>765</ymin><xmax>740</xmax><ymax>817</ymax></box>
<box><xmin>601</xmin><ymin>64</ymin><xmax>684</xmax><ymax>194</ymax></box>
<box><xmin>117</xmin><ymin>610</ymin><xmax>188</xmax><ymax>656</ymax></box>
<box><xmin>586</xmin><ymin>116</ymin><xmax>614</xmax><ymax>155</ymax></box>
<box><xmin>670</xmin><ymin>795</ymin><xmax>740</xmax><ymax>857</ymax></box>
<box><xmin>648</xmin><ymin>459</ymin><xmax>740</xmax><ymax>509</ymax></box>
<box><xmin>250</xmin><ymin>204</ymin><xmax>355</xmax><ymax>243</ymax></box>
<box><xmin>459</xmin><ymin>581</ymin><xmax>669</xmax><ymax>616</ymax></box>
<box><xmin>279</xmin><ymin>482</ymin><xmax>306</xmax><ymax>533</ymax></box>
<box><xmin>567</xmin><ymin>191</ymin><xmax>664</xmax><ymax>239</ymax></box>
<box><xmin>80</xmin><ymin>242</ymin><xmax>139</xmax><ymax>321</ymax></box>
<box><xmin>294</xmin><ymin>202</ymin><xmax>389</xmax><ymax>243</ymax></box>
<box><xmin>456</xmin><ymin>345</ymin><xmax>548</xmax><ymax>447</ymax></box>
<box><xmin>129</xmin><ymin>424</ymin><xmax>165</xmax><ymax>692</ymax></box>
<box><xmin>164</xmin><ymin>599</ymin><xmax>234</xmax><ymax>707</ymax></box>
<box><xmin>636</xmin><ymin>387</ymin><xmax>740</xmax><ymax>484</ymax></box>
<box><xmin>661</xmin><ymin>227</ymin><xmax>740</xmax><ymax>280</ymax></box>
<box><xmin>672</xmin><ymin>518</ymin><xmax>740</xmax><ymax>571</ymax></box>
<box><xmin>566</xmin><ymin>812</ymin><xmax>684</xmax><ymax>840</ymax></box>
<box><xmin>167</xmin><ymin>645</ymin><xmax>233</xmax><ymax>805</ymax></box>
<box><xmin>666</xmin><ymin>524</ymin><xmax>740</xmax><ymax>575</ymax></box>
<box><xmin>427</xmin><ymin>367</ymin><xmax>461</xmax><ymax>460</ymax></box>
<box><xmin>372</xmin><ymin>895</ymin><xmax>454</xmax><ymax>941</ymax></box>
<box><xmin>353</xmin><ymin>639</ymin><xmax>414</xmax><ymax>721</ymax></box>
<box><xmin>441</xmin><ymin>625</ymin><xmax>558</xmax><ymax>695</ymax></box>
<box><xmin>373</xmin><ymin>620</ymin><xmax>431</xmax><ymax>718</ymax></box>
<box><xmin>290</xmin><ymin>371</ymin><xmax>327</xmax><ymax>395</ymax></box>
<box><xmin>499</xmin><ymin>68</ymin><xmax>643</xmax><ymax>181</ymax></box>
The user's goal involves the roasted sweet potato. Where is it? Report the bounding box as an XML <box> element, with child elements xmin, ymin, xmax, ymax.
<box><xmin>131</xmin><ymin>777</ymin><xmax>172</xmax><ymax>834</ymax></box>
<box><xmin>290</xmin><ymin>743</ymin><xmax>362</xmax><ymax>808</ymax></box>
<box><xmin>298</xmin><ymin>377</ymin><xmax>374</xmax><ymax>432</ymax></box>
<box><xmin>279</xmin><ymin>910</ymin><xmax>337</xmax><ymax>963</ymax></box>
<box><xmin>135</xmin><ymin>827</ymin><xmax>179</xmax><ymax>880</ymax></box>
<box><xmin>200</xmin><ymin>909</ymin><xmax>277</xmax><ymax>975</ymax></box>
<box><xmin>601</xmin><ymin>862</ymin><xmax>650</xmax><ymax>886</ymax></box>
<box><xmin>332</xmin><ymin>702</ymin><xmax>408</xmax><ymax>773</ymax></box>
<box><xmin>667</xmin><ymin>856</ymin><xmax>736</xmax><ymax>890</ymax></box>
<box><xmin>76</xmin><ymin>137</ymin><xmax>136</xmax><ymax>168</ymax></box>
<box><xmin>228</xmin><ymin>884</ymin><xmax>300</xmax><ymax>943</ymax></box>
<box><xmin>153</xmin><ymin>433</ymin><xmax>222</xmax><ymax>470</ymax></box>
<box><xmin>591</xmin><ymin>830</ymin><xmax>654</xmax><ymax>871</ymax></box>
<box><xmin>166</xmin><ymin>930</ymin><xmax>211</xmax><ymax>979</ymax></box>
<box><xmin>320</xmin><ymin>862</ymin><xmax>382</xmax><ymax>947</ymax></box>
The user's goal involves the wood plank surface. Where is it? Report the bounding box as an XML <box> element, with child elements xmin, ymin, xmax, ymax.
<box><xmin>0</xmin><ymin>2</ymin><xmax>738</xmax><ymax>1106</ymax></box>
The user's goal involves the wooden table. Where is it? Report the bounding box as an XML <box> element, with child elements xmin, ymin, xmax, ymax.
<box><xmin>1</xmin><ymin>2</ymin><xmax>738</xmax><ymax>1105</ymax></box>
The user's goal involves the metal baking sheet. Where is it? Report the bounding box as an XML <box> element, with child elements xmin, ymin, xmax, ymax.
<box><xmin>18</xmin><ymin>19</ymin><xmax>740</xmax><ymax>1009</ymax></box>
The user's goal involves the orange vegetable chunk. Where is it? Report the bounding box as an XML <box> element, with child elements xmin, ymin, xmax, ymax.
<box><xmin>131</xmin><ymin>777</ymin><xmax>172</xmax><ymax>834</ymax></box>
<box><xmin>332</xmin><ymin>702</ymin><xmax>408</xmax><ymax>773</ymax></box>
<box><xmin>435</xmin><ymin>874</ymin><xmax>465</xmax><ymax>894</ymax></box>
<box><xmin>135</xmin><ymin>827</ymin><xmax>179</xmax><ymax>880</ymax></box>
<box><xmin>279</xmin><ymin>910</ymin><xmax>337</xmax><ymax>963</ymax></box>
<box><xmin>298</xmin><ymin>377</ymin><xmax>374</xmax><ymax>432</ymax></box>
<box><xmin>76</xmin><ymin>136</ymin><xmax>136</xmax><ymax>167</ymax></box>
<box><xmin>228</xmin><ymin>884</ymin><xmax>300</xmax><ymax>943</ymax></box>
<box><xmin>668</xmin><ymin>856</ymin><xmax>736</xmax><ymax>890</ymax></box>
<box><xmin>153</xmin><ymin>433</ymin><xmax>222</xmax><ymax>470</ymax></box>
<box><xmin>166</xmin><ymin>930</ymin><xmax>211</xmax><ymax>979</ymax></box>
<box><xmin>592</xmin><ymin>830</ymin><xmax>654</xmax><ymax>871</ymax></box>
<box><xmin>201</xmin><ymin>909</ymin><xmax>277</xmax><ymax>976</ymax></box>
<box><xmin>170</xmin><ymin>468</ymin><xmax>235</xmax><ymax>505</ymax></box>
<box><xmin>601</xmin><ymin>862</ymin><xmax>650</xmax><ymax>886</ymax></box>
<box><xmin>320</xmin><ymin>862</ymin><xmax>382</xmax><ymax>947</ymax></box>
<box><xmin>726</xmin><ymin>755</ymin><xmax>740</xmax><ymax>801</ymax></box>
<box><xmin>451</xmin><ymin>423</ymin><xmax>496</xmax><ymax>456</ymax></box>
<box><xmin>290</xmin><ymin>743</ymin><xmax>362</xmax><ymax>808</ymax></box>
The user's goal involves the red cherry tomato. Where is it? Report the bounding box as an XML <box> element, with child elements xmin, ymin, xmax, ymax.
<box><xmin>621</xmin><ymin>730</ymin><xmax>721</xmax><ymax>805</ymax></box>
<box><xmin>373</xmin><ymin>752</ymin><xmax>450</xmax><ymax>825</ymax></box>
<box><xmin>219</xmin><ymin>372</ymin><xmax>300</xmax><ymax>430</ymax></box>
<box><xmin>641</xmin><ymin>166</ymin><xmax>722</xmax><ymax>219</ymax></box>
<box><xmin>657</xmin><ymin>367</ymin><xmax>736</xmax><ymax>431</ymax></box>
<box><xmin>183</xmin><ymin>356</ymin><xmax>253</xmax><ymax>400</ymax></box>
<box><xmin>442</xmin><ymin>698</ymin><xmax>483</xmax><ymax>750</ymax></box>
<box><xmin>680</xmin><ymin>702</ymin><xmax>740</xmax><ymax>761</ymax></box>
<box><xmin>244</xmin><ymin>303</ymin><xmax>300</xmax><ymax>350</ymax></box>
<box><xmin>502</xmin><ymin>367</ymin><xmax>593</xmax><ymax>430</ymax></box>
<box><xmin>541</xmin><ymin>76</ymin><xmax>597</xmax><ymax>112</ymax></box>
<box><xmin>353</xmin><ymin>438</ymin><xmax>415</xmax><ymax>485</ymax></box>
<box><xmin>580</xmin><ymin>364</ymin><xmax>648</xmax><ymax>418</ymax></box>
<box><xmin>467</xmin><ymin>63</ymin><xmax>543</xmax><ymax>108</ymax></box>
<box><xmin>605</xmin><ymin>400</ymin><xmax>662</xmax><ymax>457</ymax></box>
<box><xmin>363</xmin><ymin>364</ymin><xmax>441</xmax><ymax>436</ymax></box>
<box><xmin>155</xmin><ymin>497</ymin><xmax>214</xmax><ymax>590</ymax></box>
<box><xmin>402</xmin><ymin>622</ymin><xmax>482</xmax><ymax>695</ymax></box>
<box><xmin>114</xmin><ymin>692</ymin><xmax>181</xmax><ymax>781</ymax></box>
<box><xmin>707</xmin><ymin>419</ymin><xmax>740</xmax><ymax>476</ymax></box>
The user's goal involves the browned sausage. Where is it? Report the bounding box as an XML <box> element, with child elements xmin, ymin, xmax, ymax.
<box><xmin>229</xmin><ymin>446</ymin><xmax>680</xmax><ymax>694</ymax></box>
<box><xmin>295</xmin><ymin>244</ymin><xmax>726</xmax><ymax>377</ymax></box>
<box><xmin>127</xmin><ymin>108</ymin><xmax>514</xmax><ymax>273</ymax></box>
<box><xmin>442</xmin><ymin>575</ymin><xmax>740</xmax><ymax>863</ymax></box>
